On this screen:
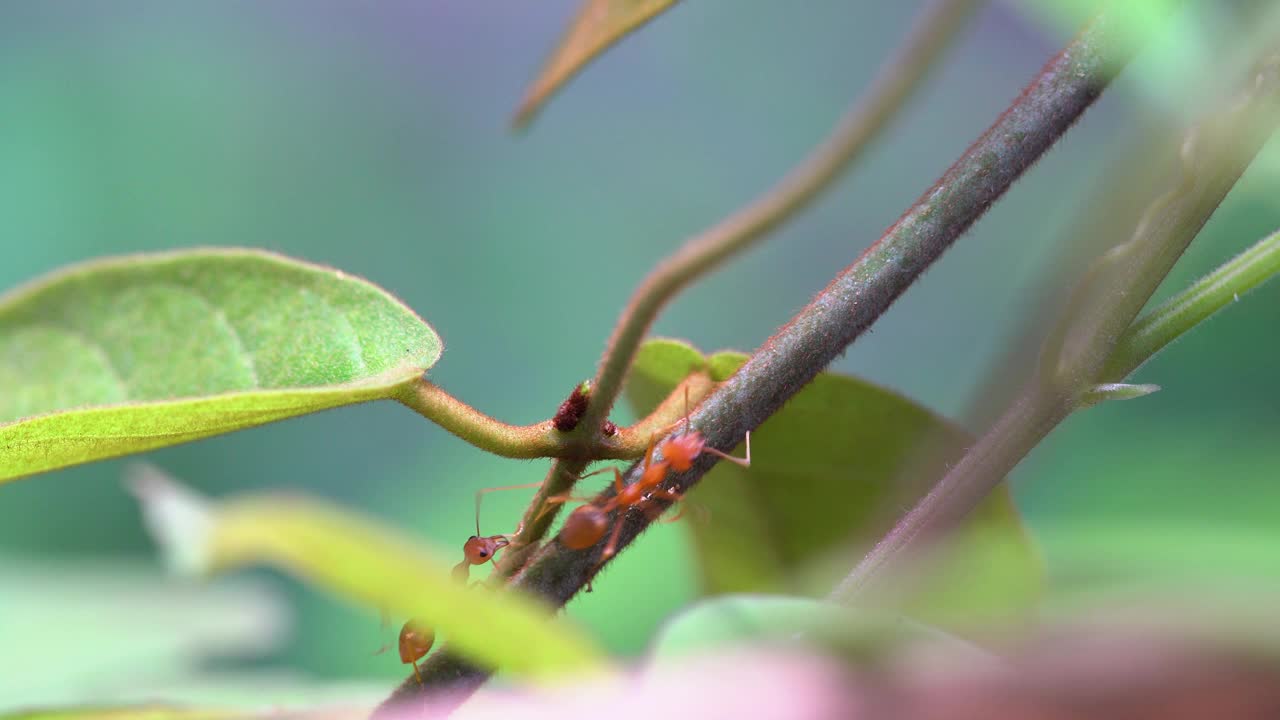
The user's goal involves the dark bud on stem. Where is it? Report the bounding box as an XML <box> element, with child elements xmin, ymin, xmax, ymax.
<box><xmin>552</xmin><ymin>381</ymin><xmax>591</xmax><ymax>432</ymax></box>
<box><xmin>601</xmin><ymin>420</ymin><xmax>618</xmax><ymax>436</ymax></box>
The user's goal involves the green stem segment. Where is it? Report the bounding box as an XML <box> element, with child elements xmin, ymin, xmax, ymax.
<box><xmin>395</xmin><ymin>379</ymin><xmax>560</xmax><ymax>458</ymax></box>
<box><xmin>1104</xmin><ymin>226</ymin><xmax>1280</xmax><ymax>380</ymax></box>
<box><xmin>397</xmin><ymin>378</ymin><xmax>656</xmax><ymax>460</ymax></box>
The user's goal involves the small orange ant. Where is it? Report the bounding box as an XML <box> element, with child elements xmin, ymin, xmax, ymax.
<box><xmin>375</xmin><ymin>613</ymin><xmax>435</xmax><ymax>684</ymax></box>
<box><xmin>555</xmin><ymin>388</ymin><xmax>750</xmax><ymax>588</ymax></box>
<box><xmin>397</xmin><ymin>618</ymin><xmax>435</xmax><ymax>684</ymax></box>
<box><xmin>452</xmin><ymin>481</ymin><xmax>535</xmax><ymax>581</ymax></box>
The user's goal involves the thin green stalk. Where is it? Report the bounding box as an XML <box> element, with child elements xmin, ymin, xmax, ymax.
<box><xmin>395</xmin><ymin>378</ymin><xmax>651</xmax><ymax>460</ymax></box>
<box><xmin>395</xmin><ymin>379</ymin><xmax>565</xmax><ymax>458</ymax></box>
<box><xmin>1104</xmin><ymin>226</ymin><xmax>1280</xmax><ymax>380</ymax></box>
<box><xmin>576</xmin><ymin>0</ymin><xmax>986</xmax><ymax>438</ymax></box>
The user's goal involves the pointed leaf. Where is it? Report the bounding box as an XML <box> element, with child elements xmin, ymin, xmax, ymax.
<box><xmin>0</xmin><ymin>249</ymin><xmax>441</xmax><ymax>483</ymax></box>
<box><xmin>129</xmin><ymin>466</ymin><xmax>607</xmax><ymax>679</ymax></box>
<box><xmin>625</xmin><ymin>339</ymin><xmax>1041</xmax><ymax>625</ymax></box>
<box><xmin>513</xmin><ymin>0</ymin><xmax>680</xmax><ymax>127</ymax></box>
<box><xmin>1079</xmin><ymin>382</ymin><xmax>1161</xmax><ymax>407</ymax></box>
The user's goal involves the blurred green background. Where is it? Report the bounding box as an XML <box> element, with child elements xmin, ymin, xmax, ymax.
<box><xmin>1</xmin><ymin>0</ymin><xmax>1277</xmax><ymax>705</ymax></box>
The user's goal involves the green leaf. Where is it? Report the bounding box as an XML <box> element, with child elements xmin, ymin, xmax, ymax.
<box><xmin>624</xmin><ymin>339</ymin><xmax>1042</xmax><ymax>625</ymax></box>
<box><xmin>513</xmin><ymin>0</ymin><xmax>681</xmax><ymax>127</ymax></box>
<box><xmin>129</xmin><ymin>466</ymin><xmax>607</xmax><ymax>680</ymax></box>
<box><xmin>0</xmin><ymin>249</ymin><xmax>441</xmax><ymax>483</ymax></box>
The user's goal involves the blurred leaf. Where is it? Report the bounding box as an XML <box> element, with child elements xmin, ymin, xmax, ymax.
<box><xmin>0</xmin><ymin>249</ymin><xmax>441</xmax><ymax>483</ymax></box>
<box><xmin>129</xmin><ymin>466</ymin><xmax>607</xmax><ymax>680</ymax></box>
<box><xmin>513</xmin><ymin>0</ymin><xmax>680</xmax><ymax>127</ymax></box>
<box><xmin>0</xmin><ymin>708</ymin><xmax>238</xmax><ymax>720</ymax></box>
<box><xmin>1</xmin><ymin>707</ymin><xmax>369</xmax><ymax>720</ymax></box>
<box><xmin>0</xmin><ymin>555</ymin><xmax>287</xmax><ymax>706</ymax></box>
<box><xmin>1041</xmin><ymin>521</ymin><xmax>1280</xmax><ymax>593</ymax></box>
<box><xmin>648</xmin><ymin>594</ymin><xmax>998</xmax><ymax>668</ymax></box>
<box><xmin>624</xmin><ymin>339</ymin><xmax>1042</xmax><ymax>625</ymax></box>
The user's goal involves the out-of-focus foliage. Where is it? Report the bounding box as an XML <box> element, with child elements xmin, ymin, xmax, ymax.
<box><xmin>0</xmin><ymin>555</ymin><xmax>285</xmax><ymax>705</ymax></box>
<box><xmin>130</xmin><ymin>466</ymin><xmax>607</xmax><ymax>680</ymax></box>
<box><xmin>624</xmin><ymin>339</ymin><xmax>1042</xmax><ymax>626</ymax></box>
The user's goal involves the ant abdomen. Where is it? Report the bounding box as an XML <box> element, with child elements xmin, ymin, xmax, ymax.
<box><xmin>561</xmin><ymin>504</ymin><xmax>608</xmax><ymax>550</ymax></box>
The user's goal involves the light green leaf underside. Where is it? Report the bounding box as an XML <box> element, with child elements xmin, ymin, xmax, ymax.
<box><xmin>131</xmin><ymin>467</ymin><xmax>606</xmax><ymax>679</ymax></box>
<box><xmin>625</xmin><ymin>339</ymin><xmax>1042</xmax><ymax>626</ymax></box>
<box><xmin>0</xmin><ymin>248</ymin><xmax>441</xmax><ymax>482</ymax></box>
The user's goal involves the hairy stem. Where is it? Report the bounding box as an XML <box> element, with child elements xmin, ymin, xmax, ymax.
<box><xmin>1103</xmin><ymin>226</ymin><xmax>1280</xmax><ymax>380</ymax></box>
<box><xmin>576</xmin><ymin>0</ymin><xmax>986</xmax><ymax>437</ymax></box>
<box><xmin>833</xmin><ymin>48</ymin><xmax>1280</xmax><ymax>604</ymax></box>
<box><xmin>396</xmin><ymin>378</ymin><xmax>665</xmax><ymax>460</ymax></box>
<box><xmin>376</xmin><ymin>9</ymin><xmax>1145</xmax><ymax>714</ymax></box>
<box><xmin>395</xmin><ymin>379</ymin><xmax>566</xmax><ymax>458</ymax></box>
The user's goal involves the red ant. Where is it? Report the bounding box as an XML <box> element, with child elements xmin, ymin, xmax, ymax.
<box><xmin>555</xmin><ymin>389</ymin><xmax>751</xmax><ymax>588</ymax></box>
<box><xmin>375</xmin><ymin>614</ymin><xmax>435</xmax><ymax>684</ymax></box>
<box><xmin>398</xmin><ymin>618</ymin><xmax>435</xmax><ymax>683</ymax></box>
<box><xmin>452</xmin><ymin>482</ymin><xmax>532</xmax><ymax>581</ymax></box>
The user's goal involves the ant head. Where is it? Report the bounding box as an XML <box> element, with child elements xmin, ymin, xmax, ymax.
<box><xmin>560</xmin><ymin>504</ymin><xmax>608</xmax><ymax>550</ymax></box>
<box><xmin>662</xmin><ymin>432</ymin><xmax>706</xmax><ymax>473</ymax></box>
<box><xmin>463</xmin><ymin>534</ymin><xmax>511</xmax><ymax>565</ymax></box>
<box><xmin>463</xmin><ymin>535</ymin><xmax>494</xmax><ymax>564</ymax></box>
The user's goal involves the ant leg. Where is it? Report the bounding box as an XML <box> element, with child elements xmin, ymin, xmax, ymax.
<box><xmin>644</xmin><ymin>488</ymin><xmax>688</xmax><ymax>523</ymax></box>
<box><xmin>703</xmin><ymin>430</ymin><xmax>752</xmax><ymax>468</ymax></box>
<box><xmin>532</xmin><ymin>491</ymin><xmax>599</xmax><ymax>527</ymax></box>
<box><xmin>583</xmin><ymin>507</ymin><xmax>631</xmax><ymax>593</ymax></box>
<box><xmin>372</xmin><ymin>607</ymin><xmax>395</xmax><ymax>655</ymax></box>
<box><xmin>474</xmin><ymin>481</ymin><xmax>544</xmax><ymax>535</ymax></box>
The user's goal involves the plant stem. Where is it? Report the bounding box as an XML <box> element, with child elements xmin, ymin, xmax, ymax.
<box><xmin>832</xmin><ymin>49</ymin><xmax>1280</xmax><ymax>605</ymax></box>
<box><xmin>376</xmin><ymin>8</ymin><xmax>1147</xmax><ymax>714</ymax></box>
<box><xmin>494</xmin><ymin>0</ymin><xmax>988</xmax><ymax>604</ymax></box>
<box><xmin>1103</xmin><ymin>226</ymin><xmax>1280</xmax><ymax>380</ymax></box>
<box><xmin>396</xmin><ymin>378</ymin><xmax>651</xmax><ymax>460</ymax></box>
<box><xmin>395</xmin><ymin>379</ymin><xmax>564</xmax><ymax>457</ymax></box>
<box><xmin>575</xmin><ymin>0</ymin><xmax>987</xmax><ymax>438</ymax></box>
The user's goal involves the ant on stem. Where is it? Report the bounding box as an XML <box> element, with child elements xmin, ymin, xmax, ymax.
<box><xmin>397</xmin><ymin>618</ymin><xmax>435</xmax><ymax>684</ymax></box>
<box><xmin>375</xmin><ymin>613</ymin><xmax>435</xmax><ymax>684</ymax></box>
<box><xmin>553</xmin><ymin>388</ymin><xmax>751</xmax><ymax>589</ymax></box>
<box><xmin>452</xmin><ymin>481</ymin><xmax>533</xmax><ymax>581</ymax></box>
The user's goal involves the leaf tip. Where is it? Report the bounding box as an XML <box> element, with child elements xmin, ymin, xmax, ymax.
<box><xmin>1080</xmin><ymin>382</ymin><xmax>1162</xmax><ymax>407</ymax></box>
<box><xmin>126</xmin><ymin>463</ymin><xmax>215</xmax><ymax>576</ymax></box>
